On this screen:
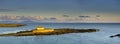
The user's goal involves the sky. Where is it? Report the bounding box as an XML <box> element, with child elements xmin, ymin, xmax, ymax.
<box><xmin>0</xmin><ymin>0</ymin><xmax>120</xmax><ymax>23</ymax></box>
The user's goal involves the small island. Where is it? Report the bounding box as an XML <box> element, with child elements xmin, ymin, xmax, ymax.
<box><xmin>110</xmin><ymin>34</ymin><xmax>120</xmax><ymax>38</ymax></box>
<box><xmin>0</xmin><ymin>26</ymin><xmax>99</xmax><ymax>36</ymax></box>
<box><xmin>0</xmin><ymin>24</ymin><xmax>26</xmax><ymax>27</ymax></box>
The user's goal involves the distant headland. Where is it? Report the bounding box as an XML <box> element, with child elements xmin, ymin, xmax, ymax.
<box><xmin>0</xmin><ymin>24</ymin><xmax>26</xmax><ymax>27</ymax></box>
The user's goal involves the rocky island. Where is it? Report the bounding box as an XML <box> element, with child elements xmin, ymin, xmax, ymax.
<box><xmin>0</xmin><ymin>24</ymin><xmax>26</xmax><ymax>27</ymax></box>
<box><xmin>110</xmin><ymin>34</ymin><xmax>120</xmax><ymax>38</ymax></box>
<box><xmin>0</xmin><ymin>26</ymin><xmax>99</xmax><ymax>36</ymax></box>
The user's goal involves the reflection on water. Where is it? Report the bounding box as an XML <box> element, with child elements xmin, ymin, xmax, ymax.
<box><xmin>16</xmin><ymin>34</ymin><xmax>85</xmax><ymax>44</ymax></box>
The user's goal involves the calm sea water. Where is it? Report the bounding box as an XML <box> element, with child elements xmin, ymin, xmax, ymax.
<box><xmin>0</xmin><ymin>23</ymin><xmax>120</xmax><ymax>44</ymax></box>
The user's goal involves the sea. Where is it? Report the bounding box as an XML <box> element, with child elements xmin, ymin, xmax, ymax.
<box><xmin>0</xmin><ymin>23</ymin><xmax>120</xmax><ymax>44</ymax></box>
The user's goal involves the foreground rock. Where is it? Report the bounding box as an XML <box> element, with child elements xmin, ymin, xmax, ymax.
<box><xmin>0</xmin><ymin>24</ymin><xmax>26</xmax><ymax>27</ymax></box>
<box><xmin>0</xmin><ymin>26</ymin><xmax>99</xmax><ymax>36</ymax></box>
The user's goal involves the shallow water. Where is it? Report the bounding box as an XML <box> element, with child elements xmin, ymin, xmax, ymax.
<box><xmin>0</xmin><ymin>23</ymin><xmax>120</xmax><ymax>44</ymax></box>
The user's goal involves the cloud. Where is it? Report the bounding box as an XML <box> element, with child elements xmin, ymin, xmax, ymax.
<box><xmin>62</xmin><ymin>15</ymin><xmax>69</xmax><ymax>17</ymax></box>
<box><xmin>96</xmin><ymin>15</ymin><xmax>100</xmax><ymax>17</ymax></box>
<box><xmin>42</xmin><ymin>17</ymin><xmax>57</xmax><ymax>21</ymax></box>
<box><xmin>17</xmin><ymin>8</ymin><xmax>28</xmax><ymax>10</ymax></box>
<box><xmin>50</xmin><ymin>17</ymin><xmax>57</xmax><ymax>20</ymax></box>
<box><xmin>0</xmin><ymin>9</ymin><xmax>14</xmax><ymax>12</ymax></box>
<box><xmin>79</xmin><ymin>16</ymin><xmax>90</xmax><ymax>18</ymax></box>
<box><xmin>43</xmin><ymin>18</ymin><xmax>49</xmax><ymax>20</ymax></box>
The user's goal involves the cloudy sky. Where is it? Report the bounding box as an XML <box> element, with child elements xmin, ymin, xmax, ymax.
<box><xmin>0</xmin><ymin>0</ymin><xmax>120</xmax><ymax>22</ymax></box>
